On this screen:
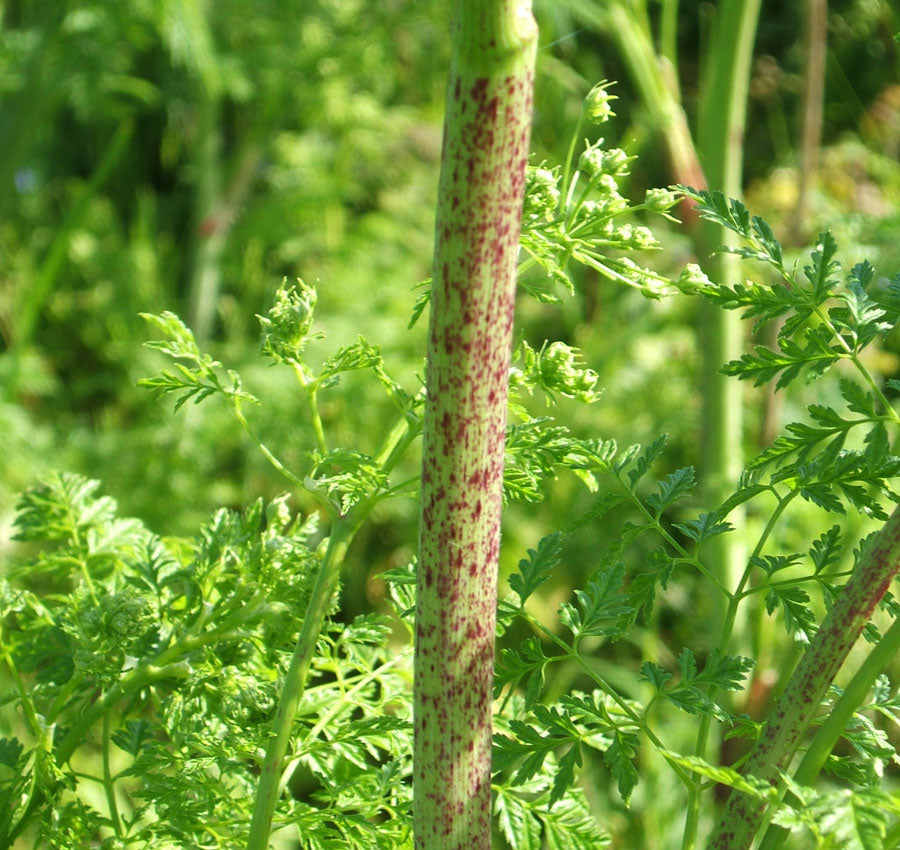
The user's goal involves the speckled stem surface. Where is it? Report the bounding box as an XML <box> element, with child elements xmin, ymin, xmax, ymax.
<box><xmin>413</xmin><ymin>3</ymin><xmax>536</xmax><ymax>848</ymax></box>
<box><xmin>707</xmin><ymin>504</ymin><xmax>900</xmax><ymax>850</ymax></box>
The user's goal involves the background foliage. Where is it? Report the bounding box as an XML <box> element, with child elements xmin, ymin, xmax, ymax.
<box><xmin>1</xmin><ymin>0</ymin><xmax>899</xmax><ymax>847</ymax></box>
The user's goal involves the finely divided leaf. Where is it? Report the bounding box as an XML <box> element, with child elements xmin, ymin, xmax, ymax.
<box><xmin>675</xmin><ymin>187</ymin><xmax>783</xmax><ymax>270</ymax></box>
<box><xmin>509</xmin><ymin>533</ymin><xmax>563</xmax><ymax>606</ymax></box>
<box><xmin>722</xmin><ymin>329</ymin><xmax>842</xmax><ymax>390</ymax></box>
<box><xmin>627</xmin><ymin>547</ymin><xmax>676</xmax><ymax>624</ymax></box>
<box><xmin>604</xmin><ymin>730</ymin><xmax>639</xmax><ymax>805</ymax></box>
<box><xmin>674</xmin><ymin>512</ymin><xmax>733</xmax><ymax>544</ymax></box>
<box><xmin>559</xmin><ymin>562</ymin><xmax>632</xmax><ymax>640</ymax></box>
<box><xmin>660</xmin><ymin>750</ymin><xmax>776</xmax><ymax>800</ymax></box>
<box><xmin>495</xmin><ymin>787</ymin><xmax>544</xmax><ymax>850</ymax></box>
<box><xmin>494</xmin><ymin>637</ymin><xmax>552</xmax><ymax>710</ymax></box>
<box><xmin>803</xmin><ymin>231</ymin><xmax>840</xmax><ymax>301</ymax></box>
<box><xmin>766</xmin><ymin>585</ymin><xmax>817</xmax><ymax>642</ymax></box>
<box><xmin>640</xmin><ymin>661</ymin><xmax>673</xmax><ymax>691</ymax></box>
<box><xmin>646</xmin><ymin>466</ymin><xmax>696</xmax><ymax>513</ymax></box>
<box><xmin>625</xmin><ymin>435</ymin><xmax>668</xmax><ymax>485</ymax></box>
<box><xmin>659</xmin><ymin>649</ymin><xmax>753</xmax><ymax>717</ymax></box>
<box><xmin>693</xmin><ymin>648</ymin><xmax>755</xmax><ymax>692</ymax></box>
<box><xmin>810</xmin><ymin>525</ymin><xmax>842</xmax><ymax>574</ymax></box>
<box><xmin>750</xmin><ymin>553</ymin><xmax>802</xmax><ymax>575</ymax></box>
<box><xmin>111</xmin><ymin>719</ymin><xmax>153</xmax><ymax>757</ymax></box>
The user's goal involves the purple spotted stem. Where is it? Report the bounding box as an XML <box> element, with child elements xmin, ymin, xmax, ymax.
<box><xmin>707</xmin><ymin>503</ymin><xmax>900</xmax><ymax>850</ymax></box>
<box><xmin>413</xmin><ymin>2</ymin><xmax>537</xmax><ymax>848</ymax></box>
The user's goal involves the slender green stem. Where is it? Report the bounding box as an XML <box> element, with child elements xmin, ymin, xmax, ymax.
<box><xmin>522</xmin><ymin>612</ymin><xmax>694</xmax><ymax>788</ymax></box>
<box><xmin>560</xmin><ymin>115</ymin><xmax>585</xmax><ymax>218</ymax></box>
<box><xmin>230</xmin><ymin>399</ymin><xmax>306</xmax><ymax>489</ymax></box>
<box><xmin>373</xmin><ymin>412</ymin><xmax>419</xmax><ymax>470</ymax></box>
<box><xmin>683</xmin><ymin>489</ymin><xmax>796</xmax><ymax>850</ymax></box>
<box><xmin>693</xmin><ymin>0</ymin><xmax>761</xmax><ymax>711</ymax></box>
<box><xmin>0</xmin><ymin>639</ymin><xmax>50</xmax><ymax>751</ymax></box>
<box><xmin>280</xmin><ymin>649</ymin><xmax>413</xmax><ymax>783</ymax></box>
<box><xmin>247</xmin><ymin>512</ymin><xmax>361</xmax><ymax>849</ymax></box>
<box><xmin>306</xmin><ymin>387</ymin><xmax>328</xmax><ymax>454</ymax></box>
<box><xmin>615</xmin><ymin>472</ymin><xmax>733</xmax><ymax>597</ymax></box>
<box><xmin>102</xmin><ymin>710</ymin><xmax>124</xmax><ymax>838</ymax></box>
<box><xmin>660</xmin><ymin>0</ymin><xmax>680</xmax><ymax>70</ymax></box>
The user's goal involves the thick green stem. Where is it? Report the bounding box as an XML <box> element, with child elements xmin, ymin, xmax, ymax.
<box><xmin>247</xmin><ymin>515</ymin><xmax>360</xmax><ymax>849</ymax></box>
<box><xmin>693</xmin><ymin>0</ymin><xmax>760</xmax><ymax>635</ymax></box>
<box><xmin>707</xmin><ymin>504</ymin><xmax>900</xmax><ymax>850</ymax></box>
<box><xmin>413</xmin><ymin>3</ymin><xmax>536</xmax><ymax>848</ymax></box>
<box><xmin>601</xmin><ymin>2</ymin><xmax>706</xmax><ymax>192</ymax></box>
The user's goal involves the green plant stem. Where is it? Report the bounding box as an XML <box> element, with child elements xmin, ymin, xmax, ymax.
<box><xmin>0</xmin><ymin>639</ymin><xmax>51</xmax><ymax>755</ymax></box>
<box><xmin>683</xmin><ymin>488</ymin><xmax>795</xmax><ymax>850</ymax></box>
<box><xmin>247</xmin><ymin>513</ymin><xmax>361</xmax><ymax>849</ymax></box>
<box><xmin>231</xmin><ymin>399</ymin><xmax>307</xmax><ymax>490</ymax></box>
<box><xmin>102</xmin><ymin>709</ymin><xmax>124</xmax><ymax>839</ymax></box>
<box><xmin>413</xmin><ymin>3</ymin><xmax>536</xmax><ymax>847</ymax></box>
<box><xmin>660</xmin><ymin>0</ymin><xmax>679</xmax><ymax>70</ymax></box>
<box><xmin>525</xmin><ymin>612</ymin><xmax>695</xmax><ymax>789</ymax></box>
<box><xmin>279</xmin><ymin>649</ymin><xmax>414</xmax><ymax>783</ymax></box>
<box><xmin>307</xmin><ymin>387</ymin><xmax>328</xmax><ymax>454</ymax></box>
<box><xmin>757</xmin><ymin>614</ymin><xmax>900</xmax><ymax>850</ymax></box>
<box><xmin>615</xmin><ymin>472</ymin><xmax>733</xmax><ymax>597</ymax></box>
<box><xmin>598</xmin><ymin>1</ymin><xmax>706</xmax><ymax>191</ymax></box>
<box><xmin>693</xmin><ymin>0</ymin><xmax>761</xmax><ymax>631</ymax></box>
<box><xmin>707</xmin><ymin>503</ymin><xmax>900</xmax><ymax>850</ymax></box>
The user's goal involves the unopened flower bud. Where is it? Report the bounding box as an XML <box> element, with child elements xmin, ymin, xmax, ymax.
<box><xmin>677</xmin><ymin>263</ymin><xmax>713</xmax><ymax>293</ymax></box>
<box><xmin>644</xmin><ymin>187</ymin><xmax>679</xmax><ymax>212</ymax></box>
<box><xmin>584</xmin><ymin>81</ymin><xmax>617</xmax><ymax>124</ymax></box>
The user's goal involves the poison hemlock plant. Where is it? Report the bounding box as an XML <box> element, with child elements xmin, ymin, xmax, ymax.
<box><xmin>0</xmin><ymin>70</ymin><xmax>684</xmax><ymax>848</ymax></box>
<box><xmin>4</xmin><ymin>74</ymin><xmax>900</xmax><ymax>850</ymax></box>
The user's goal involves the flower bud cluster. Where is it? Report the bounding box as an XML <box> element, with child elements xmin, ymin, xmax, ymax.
<box><xmin>676</xmin><ymin>263</ymin><xmax>713</xmax><ymax>294</ymax></box>
<box><xmin>615</xmin><ymin>257</ymin><xmax>670</xmax><ymax>298</ymax></box>
<box><xmin>612</xmin><ymin>224</ymin><xmax>658</xmax><ymax>250</ymax></box>
<box><xmin>71</xmin><ymin>590</ymin><xmax>158</xmax><ymax>683</ymax></box>
<box><xmin>259</xmin><ymin>279</ymin><xmax>319</xmax><ymax>364</ymax></box>
<box><xmin>523</xmin><ymin>166</ymin><xmax>561</xmax><ymax>224</ymax></box>
<box><xmin>513</xmin><ymin>339</ymin><xmax>602</xmax><ymax>404</ymax></box>
<box><xmin>578</xmin><ymin>144</ymin><xmax>631</xmax><ymax>180</ymax></box>
<box><xmin>539</xmin><ymin>341</ymin><xmax>602</xmax><ymax>403</ymax></box>
<box><xmin>644</xmin><ymin>187</ymin><xmax>679</xmax><ymax>212</ymax></box>
<box><xmin>220</xmin><ymin>667</ymin><xmax>277</xmax><ymax>724</ymax></box>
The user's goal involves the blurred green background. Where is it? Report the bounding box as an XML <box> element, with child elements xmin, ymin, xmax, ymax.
<box><xmin>1</xmin><ymin>0</ymin><xmax>897</xmax><ymax>538</ymax></box>
<box><xmin>1</xmin><ymin>0</ymin><xmax>899</xmax><ymax>845</ymax></box>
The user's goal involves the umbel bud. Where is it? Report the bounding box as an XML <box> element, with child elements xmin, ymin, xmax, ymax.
<box><xmin>258</xmin><ymin>279</ymin><xmax>318</xmax><ymax>364</ymax></box>
<box><xmin>584</xmin><ymin>80</ymin><xmax>617</xmax><ymax>124</ymax></box>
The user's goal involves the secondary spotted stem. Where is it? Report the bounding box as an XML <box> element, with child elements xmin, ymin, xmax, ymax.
<box><xmin>707</xmin><ymin>503</ymin><xmax>900</xmax><ymax>850</ymax></box>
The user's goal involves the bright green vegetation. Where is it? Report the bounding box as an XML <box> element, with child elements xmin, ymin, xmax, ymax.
<box><xmin>3</xmin><ymin>2</ymin><xmax>900</xmax><ymax>849</ymax></box>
